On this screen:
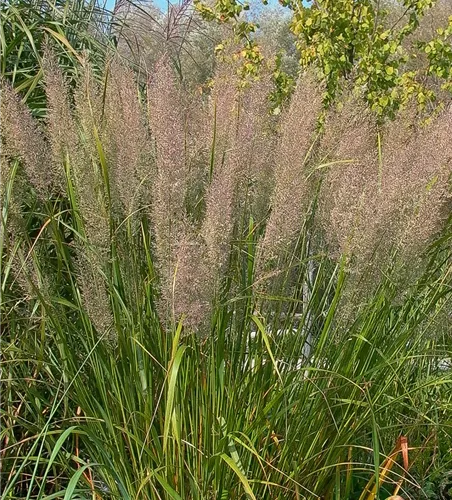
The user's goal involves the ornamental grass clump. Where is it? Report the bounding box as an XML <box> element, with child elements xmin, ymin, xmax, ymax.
<box><xmin>1</xmin><ymin>53</ymin><xmax>451</xmax><ymax>500</ymax></box>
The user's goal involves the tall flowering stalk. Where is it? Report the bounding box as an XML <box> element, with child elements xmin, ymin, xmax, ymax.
<box><xmin>103</xmin><ymin>59</ymin><xmax>152</xmax><ymax>219</ymax></box>
<box><xmin>202</xmin><ymin>65</ymin><xmax>275</xmax><ymax>293</ymax></box>
<box><xmin>256</xmin><ymin>71</ymin><xmax>324</xmax><ymax>281</ymax></box>
<box><xmin>45</xmin><ymin>56</ymin><xmax>114</xmax><ymax>338</ymax></box>
<box><xmin>148</xmin><ymin>57</ymin><xmax>211</xmax><ymax>329</ymax></box>
<box><xmin>200</xmin><ymin>65</ymin><xmax>240</xmax><ymax>288</ymax></box>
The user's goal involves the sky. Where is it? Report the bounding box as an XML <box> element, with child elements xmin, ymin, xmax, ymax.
<box><xmin>104</xmin><ymin>0</ymin><xmax>291</xmax><ymax>13</ymax></box>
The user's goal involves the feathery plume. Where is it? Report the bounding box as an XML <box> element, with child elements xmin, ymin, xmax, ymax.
<box><xmin>200</xmin><ymin>64</ymin><xmax>241</xmax><ymax>284</ymax></box>
<box><xmin>381</xmin><ymin>104</ymin><xmax>452</xmax><ymax>256</ymax></box>
<box><xmin>202</xmin><ymin>67</ymin><xmax>274</xmax><ymax>287</ymax></box>
<box><xmin>319</xmin><ymin>97</ymin><xmax>451</xmax><ymax>283</ymax></box>
<box><xmin>103</xmin><ymin>58</ymin><xmax>153</xmax><ymax>217</ymax></box>
<box><xmin>73</xmin><ymin>64</ymin><xmax>111</xmax><ymax>255</ymax></box>
<box><xmin>42</xmin><ymin>49</ymin><xmax>77</xmax><ymax>192</ymax></box>
<box><xmin>71</xmin><ymin>64</ymin><xmax>114</xmax><ymax>341</ymax></box>
<box><xmin>182</xmin><ymin>92</ymin><xmax>211</xmax><ymax>218</ymax></box>
<box><xmin>77</xmin><ymin>249</ymin><xmax>114</xmax><ymax>340</ymax></box>
<box><xmin>147</xmin><ymin>57</ymin><xmax>190</xmax><ymax>319</ymax></box>
<box><xmin>235</xmin><ymin>73</ymin><xmax>275</xmax><ymax>220</ymax></box>
<box><xmin>318</xmin><ymin>96</ymin><xmax>378</xmax><ymax>260</ymax></box>
<box><xmin>257</xmin><ymin>71</ymin><xmax>324</xmax><ymax>270</ymax></box>
<box><xmin>202</xmin><ymin>162</ymin><xmax>236</xmax><ymax>280</ymax></box>
<box><xmin>207</xmin><ymin>61</ymin><xmax>241</xmax><ymax>172</ymax></box>
<box><xmin>0</xmin><ymin>82</ymin><xmax>53</xmax><ymax>196</ymax></box>
<box><xmin>171</xmin><ymin>224</ymin><xmax>211</xmax><ymax>331</ymax></box>
<box><xmin>44</xmin><ymin>54</ymin><xmax>112</xmax><ymax>333</ymax></box>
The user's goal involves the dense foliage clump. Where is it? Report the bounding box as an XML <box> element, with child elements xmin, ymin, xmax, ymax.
<box><xmin>1</xmin><ymin>1</ymin><xmax>451</xmax><ymax>499</ymax></box>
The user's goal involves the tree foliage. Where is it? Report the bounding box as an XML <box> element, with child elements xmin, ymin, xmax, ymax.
<box><xmin>195</xmin><ymin>0</ymin><xmax>452</xmax><ymax>116</ymax></box>
<box><xmin>421</xmin><ymin>14</ymin><xmax>452</xmax><ymax>92</ymax></box>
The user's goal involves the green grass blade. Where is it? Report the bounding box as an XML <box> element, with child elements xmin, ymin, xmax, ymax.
<box><xmin>220</xmin><ymin>453</ymin><xmax>257</xmax><ymax>500</ymax></box>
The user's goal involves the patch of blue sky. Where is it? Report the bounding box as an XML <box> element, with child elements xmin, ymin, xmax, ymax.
<box><xmin>104</xmin><ymin>0</ymin><xmax>310</xmax><ymax>13</ymax></box>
